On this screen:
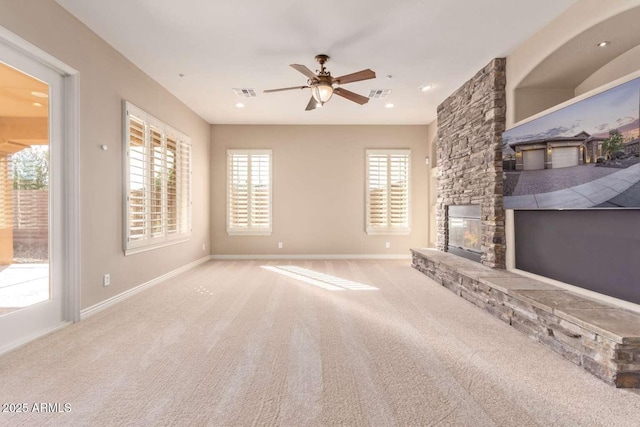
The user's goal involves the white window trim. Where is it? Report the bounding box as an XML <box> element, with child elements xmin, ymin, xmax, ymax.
<box><xmin>123</xmin><ymin>101</ymin><xmax>192</xmax><ymax>255</ymax></box>
<box><xmin>226</xmin><ymin>149</ymin><xmax>273</xmax><ymax>236</ymax></box>
<box><xmin>365</xmin><ymin>149</ymin><xmax>411</xmax><ymax>236</ymax></box>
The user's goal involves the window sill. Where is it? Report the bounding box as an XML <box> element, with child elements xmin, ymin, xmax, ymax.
<box><xmin>227</xmin><ymin>229</ymin><xmax>272</xmax><ymax>236</ymax></box>
<box><xmin>366</xmin><ymin>228</ymin><xmax>411</xmax><ymax>236</ymax></box>
<box><xmin>124</xmin><ymin>236</ymin><xmax>190</xmax><ymax>256</ymax></box>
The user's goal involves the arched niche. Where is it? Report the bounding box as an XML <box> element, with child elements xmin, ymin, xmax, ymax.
<box><xmin>511</xmin><ymin>5</ymin><xmax>640</xmax><ymax>124</ymax></box>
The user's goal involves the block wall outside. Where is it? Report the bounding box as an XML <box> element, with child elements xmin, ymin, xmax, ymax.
<box><xmin>13</xmin><ymin>190</ymin><xmax>48</xmax><ymax>247</ymax></box>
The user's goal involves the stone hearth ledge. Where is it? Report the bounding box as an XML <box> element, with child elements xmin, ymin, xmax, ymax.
<box><xmin>411</xmin><ymin>248</ymin><xmax>640</xmax><ymax>388</ymax></box>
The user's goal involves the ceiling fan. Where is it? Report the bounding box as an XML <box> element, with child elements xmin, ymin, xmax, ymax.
<box><xmin>264</xmin><ymin>54</ymin><xmax>376</xmax><ymax>111</ymax></box>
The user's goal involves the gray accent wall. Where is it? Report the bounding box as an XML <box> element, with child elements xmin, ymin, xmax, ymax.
<box><xmin>514</xmin><ymin>209</ymin><xmax>640</xmax><ymax>305</ymax></box>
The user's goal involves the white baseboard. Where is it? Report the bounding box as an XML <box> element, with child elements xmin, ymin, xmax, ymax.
<box><xmin>210</xmin><ymin>254</ymin><xmax>412</xmax><ymax>260</ymax></box>
<box><xmin>80</xmin><ymin>255</ymin><xmax>211</xmax><ymax>320</ymax></box>
<box><xmin>0</xmin><ymin>321</ymin><xmax>71</xmax><ymax>357</ymax></box>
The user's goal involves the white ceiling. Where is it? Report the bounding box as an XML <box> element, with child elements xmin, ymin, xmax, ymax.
<box><xmin>55</xmin><ymin>0</ymin><xmax>575</xmax><ymax>125</ymax></box>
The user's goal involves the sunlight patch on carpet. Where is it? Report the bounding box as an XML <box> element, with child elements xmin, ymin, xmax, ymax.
<box><xmin>261</xmin><ymin>266</ymin><xmax>378</xmax><ymax>291</ymax></box>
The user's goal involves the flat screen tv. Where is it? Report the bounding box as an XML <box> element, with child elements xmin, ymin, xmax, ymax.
<box><xmin>502</xmin><ymin>75</ymin><xmax>640</xmax><ymax>209</ymax></box>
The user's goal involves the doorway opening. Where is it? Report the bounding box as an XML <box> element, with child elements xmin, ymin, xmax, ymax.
<box><xmin>0</xmin><ymin>62</ymin><xmax>50</xmax><ymax>316</ymax></box>
<box><xmin>0</xmin><ymin>26</ymin><xmax>80</xmax><ymax>354</ymax></box>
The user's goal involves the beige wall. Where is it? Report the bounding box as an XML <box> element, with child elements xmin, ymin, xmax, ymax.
<box><xmin>211</xmin><ymin>125</ymin><xmax>430</xmax><ymax>256</ymax></box>
<box><xmin>576</xmin><ymin>44</ymin><xmax>640</xmax><ymax>96</ymax></box>
<box><xmin>511</xmin><ymin>88</ymin><xmax>576</xmax><ymax>126</ymax></box>
<box><xmin>426</xmin><ymin>120</ymin><xmax>438</xmax><ymax>248</ymax></box>
<box><xmin>0</xmin><ymin>0</ymin><xmax>211</xmax><ymax>309</ymax></box>
<box><xmin>506</xmin><ymin>0</ymin><xmax>640</xmax><ymax>127</ymax></box>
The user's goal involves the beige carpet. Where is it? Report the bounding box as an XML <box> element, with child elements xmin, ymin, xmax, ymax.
<box><xmin>1</xmin><ymin>259</ymin><xmax>639</xmax><ymax>426</ymax></box>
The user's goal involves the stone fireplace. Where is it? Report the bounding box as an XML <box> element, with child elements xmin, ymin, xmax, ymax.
<box><xmin>413</xmin><ymin>57</ymin><xmax>640</xmax><ymax>388</ymax></box>
<box><xmin>435</xmin><ymin>58</ymin><xmax>506</xmax><ymax>268</ymax></box>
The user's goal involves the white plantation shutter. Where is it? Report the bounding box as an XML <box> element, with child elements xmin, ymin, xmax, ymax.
<box><xmin>165</xmin><ymin>135</ymin><xmax>178</xmax><ymax>234</ymax></box>
<box><xmin>367</xmin><ymin>153</ymin><xmax>388</xmax><ymax>229</ymax></box>
<box><xmin>150</xmin><ymin>128</ymin><xmax>164</xmax><ymax>237</ymax></box>
<box><xmin>124</xmin><ymin>102</ymin><xmax>191</xmax><ymax>255</ymax></box>
<box><xmin>366</xmin><ymin>149</ymin><xmax>410</xmax><ymax>235</ymax></box>
<box><xmin>177</xmin><ymin>138</ymin><xmax>191</xmax><ymax>235</ymax></box>
<box><xmin>227</xmin><ymin>149</ymin><xmax>272</xmax><ymax>235</ymax></box>
<box><xmin>389</xmin><ymin>153</ymin><xmax>410</xmax><ymax>227</ymax></box>
<box><xmin>127</xmin><ymin>116</ymin><xmax>147</xmax><ymax>243</ymax></box>
<box><xmin>228</xmin><ymin>153</ymin><xmax>249</xmax><ymax>230</ymax></box>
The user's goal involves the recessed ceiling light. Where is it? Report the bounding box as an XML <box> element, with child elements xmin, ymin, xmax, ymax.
<box><xmin>33</xmin><ymin>102</ymin><xmax>43</xmax><ymax>107</ymax></box>
<box><xmin>235</xmin><ymin>102</ymin><xmax>245</xmax><ymax>108</ymax></box>
<box><xmin>596</xmin><ymin>41</ymin><xmax>610</xmax><ymax>47</ymax></box>
<box><xmin>419</xmin><ymin>85</ymin><xmax>433</xmax><ymax>92</ymax></box>
<box><xmin>31</xmin><ymin>91</ymin><xmax>48</xmax><ymax>98</ymax></box>
<box><xmin>385</xmin><ymin>103</ymin><xmax>394</xmax><ymax>108</ymax></box>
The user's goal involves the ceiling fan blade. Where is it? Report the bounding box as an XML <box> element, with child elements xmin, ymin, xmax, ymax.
<box><xmin>332</xmin><ymin>69</ymin><xmax>376</xmax><ymax>85</ymax></box>
<box><xmin>290</xmin><ymin>64</ymin><xmax>318</xmax><ymax>80</ymax></box>
<box><xmin>305</xmin><ymin>96</ymin><xmax>318</xmax><ymax>111</ymax></box>
<box><xmin>334</xmin><ymin>87</ymin><xmax>369</xmax><ymax>105</ymax></box>
<box><xmin>263</xmin><ymin>86</ymin><xmax>308</xmax><ymax>93</ymax></box>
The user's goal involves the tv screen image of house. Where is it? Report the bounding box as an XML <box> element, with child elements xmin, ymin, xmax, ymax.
<box><xmin>502</xmin><ymin>76</ymin><xmax>640</xmax><ymax>209</ymax></box>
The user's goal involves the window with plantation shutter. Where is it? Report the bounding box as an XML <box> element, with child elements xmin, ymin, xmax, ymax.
<box><xmin>124</xmin><ymin>102</ymin><xmax>191</xmax><ymax>255</ymax></box>
<box><xmin>227</xmin><ymin>149</ymin><xmax>272</xmax><ymax>235</ymax></box>
<box><xmin>366</xmin><ymin>149</ymin><xmax>410</xmax><ymax>235</ymax></box>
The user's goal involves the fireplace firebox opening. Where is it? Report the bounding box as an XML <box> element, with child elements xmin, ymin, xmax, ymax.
<box><xmin>446</xmin><ymin>205</ymin><xmax>482</xmax><ymax>263</ymax></box>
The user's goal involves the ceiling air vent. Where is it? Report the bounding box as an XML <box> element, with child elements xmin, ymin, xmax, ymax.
<box><xmin>233</xmin><ymin>88</ymin><xmax>258</xmax><ymax>98</ymax></box>
<box><xmin>368</xmin><ymin>89</ymin><xmax>391</xmax><ymax>99</ymax></box>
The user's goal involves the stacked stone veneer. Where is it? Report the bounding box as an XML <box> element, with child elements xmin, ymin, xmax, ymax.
<box><xmin>624</xmin><ymin>139</ymin><xmax>639</xmax><ymax>156</ymax></box>
<box><xmin>436</xmin><ymin>58</ymin><xmax>506</xmax><ymax>268</ymax></box>
<box><xmin>412</xmin><ymin>249</ymin><xmax>640</xmax><ymax>388</ymax></box>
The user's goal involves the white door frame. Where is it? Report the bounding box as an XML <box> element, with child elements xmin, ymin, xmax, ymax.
<box><xmin>0</xmin><ymin>26</ymin><xmax>80</xmax><ymax>351</ymax></box>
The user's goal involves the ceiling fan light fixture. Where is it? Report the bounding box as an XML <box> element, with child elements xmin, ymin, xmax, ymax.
<box><xmin>264</xmin><ymin>55</ymin><xmax>375</xmax><ymax>110</ymax></box>
<box><xmin>311</xmin><ymin>82</ymin><xmax>334</xmax><ymax>104</ymax></box>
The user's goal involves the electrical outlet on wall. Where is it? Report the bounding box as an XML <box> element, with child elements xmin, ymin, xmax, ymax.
<box><xmin>278</xmin><ymin>242</ymin><xmax>283</xmax><ymax>249</ymax></box>
<box><xmin>103</xmin><ymin>273</ymin><xmax>111</xmax><ymax>286</ymax></box>
<box><xmin>385</xmin><ymin>242</ymin><xmax>391</xmax><ymax>249</ymax></box>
